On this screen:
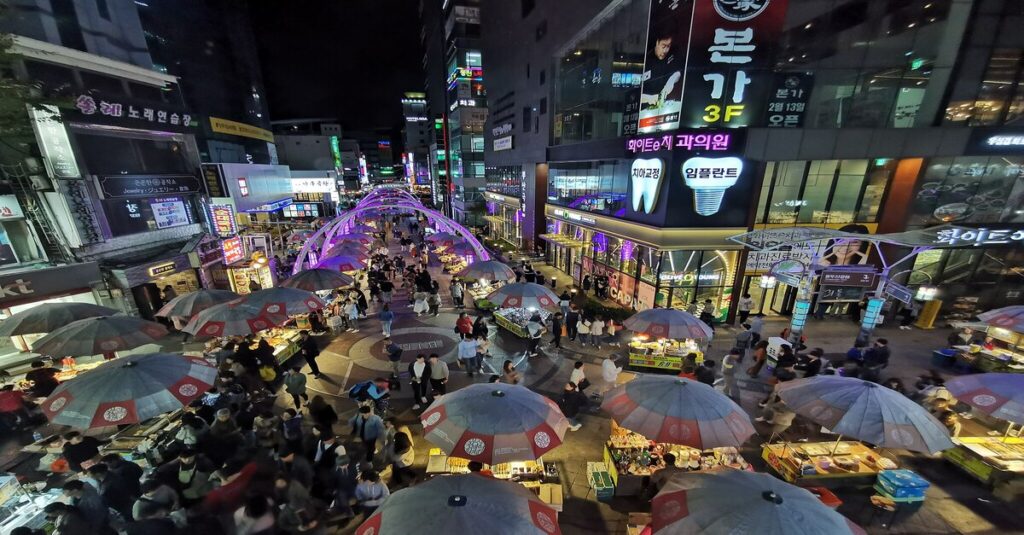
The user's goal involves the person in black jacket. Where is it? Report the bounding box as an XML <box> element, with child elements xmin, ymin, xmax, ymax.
<box><xmin>100</xmin><ymin>454</ymin><xmax>144</xmax><ymax>497</ymax></box>
<box><xmin>299</xmin><ymin>330</ymin><xmax>324</xmax><ymax>378</ymax></box>
<box><xmin>407</xmin><ymin>353</ymin><xmax>432</xmax><ymax>409</ymax></box>
<box><xmin>86</xmin><ymin>463</ymin><xmax>135</xmax><ymax>520</ymax></box>
<box><xmin>557</xmin><ymin>382</ymin><xmax>587</xmax><ymax>432</ymax></box>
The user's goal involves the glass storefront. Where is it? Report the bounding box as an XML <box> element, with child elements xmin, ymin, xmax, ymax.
<box><xmin>486</xmin><ymin>201</ymin><xmax>522</xmax><ymax>249</ymax></box>
<box><xmin>547</xmin><ymin>160</ymin><xmax>630</xmax><ymax>217</ymax></box>
<box><xmin>545</xmin><ymin>216</ymin><xmax>739</xmax><ymax>320</ymax></box>
<box><xmin>909</xmin><ymin>246</ymin><xmax>1024</xmax><ymax>320</ymax></box>
<box><xmin>908</xmin><ymin>156</ymin><xmax>1024</xmax><ymax>227</ymax></box>
<box><xmin>754</xmin><ymin>159</ymin><xmax>895</xmax><ymax>225</ymax></box>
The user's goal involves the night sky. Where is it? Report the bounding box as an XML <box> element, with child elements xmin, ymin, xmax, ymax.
<box><xmin>249</xmin><ymin>0</ymin><xmax>424</xmax><ymax>134</ymax></box>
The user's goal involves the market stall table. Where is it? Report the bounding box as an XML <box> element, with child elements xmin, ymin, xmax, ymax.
<box><xmin>761</xmin><ymin>441</ymin><xmax>897</xmax><ymax>486</ymax></box>
<box><xmin>493</xmin><ymin>307</ymin><xmax>550</xmax><ymax>338</ymax></box>
<box><xmin>423</xmin><ymin>448</ymin><xmax>562</xmax><ymax>513</ymax></box>
<box><xmin>943</xmin><ymin>436</ymin><xmax>1024</xmax><ymax>500</ymax></box>
<box><xmin>952</xmin><ymin>345</ymin><xmax>1024</xmax><ymax>373</ymax></box>
<box><xmin>627</xmin><ymin>337</ymin><xmax>704</xmax><ymax>371</ymax></box>
<box><xmin>602</xmin><ymin>421</ymin><xmax>750</xmax><ymax>496</ymax></box>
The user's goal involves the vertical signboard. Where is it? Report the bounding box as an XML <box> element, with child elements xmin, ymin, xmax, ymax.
<box><xmin>679</xmin><ymin>0</ymin><xmax>789</xmax><ymax>128</ymax></box>
<box><xmin>637</xmin><ymin>0</ymin><xmax>789</xmax><ymax>132</ymax></box>
<box><xmin>764</xmin><ymin>72</ymin><xmax>813</xmax><ymax>128</ymax></box>
<box><xmin>638</xmin><ymin>0</ymin><xmax>696</xmax><ymax>134</ymax></box>
<box><xmin>29</xmin><ymin>105</ymin><xmax>81</xmax><ymax>178</ymax></box>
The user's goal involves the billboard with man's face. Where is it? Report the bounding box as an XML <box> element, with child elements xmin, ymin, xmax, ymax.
<box><xmin>638</xmin><ymin>0</ymin><xmax>696</xmax><ymax>134</ymax></box>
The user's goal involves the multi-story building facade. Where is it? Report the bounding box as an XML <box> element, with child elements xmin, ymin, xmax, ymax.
<box><xmin>401</xmin><ymin>92</ymin><xmax>434</xmax><ymax>201</ymax></box>
<box><xmin>420</xmin><ymin>0</ymin><xmax>487</xmax><ymax>225</ymax></box>
<box><xmin>512</xmin><ymin>0</ymin><xmax>1024</xmax><ymax>320</ymax></box>
<box><xmin>481</xmin><ymin>0</ymin><xmax>610</xmax><ymax>252</ymax></box>
<box><xmin>136</xmin><ymin>0</ymin><xmax>276</xmax><ymax>165</ymax></box>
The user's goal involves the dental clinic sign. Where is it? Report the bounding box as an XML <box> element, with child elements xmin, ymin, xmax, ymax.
<box><xmin>623</xmin><ymin>128</ymin><xmax>749</xmax><ymax>227</ymax></box>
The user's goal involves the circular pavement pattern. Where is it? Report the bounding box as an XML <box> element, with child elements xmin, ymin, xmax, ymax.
<box><xmin>347</xmin><ymin>326</ymin><xmax>462</xmax><ymax>372</ymax></box>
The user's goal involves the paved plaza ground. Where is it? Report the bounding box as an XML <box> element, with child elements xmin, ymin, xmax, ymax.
<box><xmin>2</xmin><ymin>246</ymin><xmax>1023</xmax><ymax>534</ymax></box>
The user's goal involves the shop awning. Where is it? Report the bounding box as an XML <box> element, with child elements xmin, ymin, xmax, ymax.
<box><xmin>539</xmin><ymin>234</ymin><xmax>587</xmax><ymax>248</ymax></box>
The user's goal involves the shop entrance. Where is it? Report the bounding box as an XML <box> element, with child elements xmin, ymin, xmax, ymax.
<box><xmin>741</xmin><ymin>275</ymin><xmax>795</xmax><ymax>317</ymax></box>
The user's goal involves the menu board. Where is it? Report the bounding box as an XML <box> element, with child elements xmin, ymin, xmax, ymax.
<box><xmin>151</xmin><ymin>199</ymin><xmax>190</xmax><ymax>229</ymax></box>
<box><xmin>222</xmin><ymin>236</ymin><xmax>245</xmax><ymax>265</ymax></box>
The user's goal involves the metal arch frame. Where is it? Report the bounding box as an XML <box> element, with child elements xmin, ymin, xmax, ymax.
<box><xmin>292</xmin><ymin>188</ymin><xmax>490</xmax><ymax>273</ymax></box>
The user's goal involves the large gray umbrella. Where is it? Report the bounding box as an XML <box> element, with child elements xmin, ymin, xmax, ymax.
<box><xmin>0</xmin><ymin>303</ymin><xmax>117</xmax><ymax>337</ymax></box>
<box><xmin>244</xmin><ymin>287</ymin><xmax>325</xmax><ymax>317</ymax></box>
<box><xmin>776</xmin><ymin>376</ymin><xmax>954</xmax><ymax>454</ymax></box>
<box><xmin>155</xmin><ymin>289</ymin><xmax>238</xmax><ymax>319</ymax></box>
<box><xmin>40</xmin><ymin>352</ymin><xmax>217</xmax><ymax>429</ymax></box>
<box><xmin>356</xmin><ymin>474</ymin><xmax>561</xmax><ymax>535</ymax></box>
<box><xmin>184</xmin><ymin>299</ymin><xmax>287</xmax><ymax>338</ymax></box>
<box><xmin>32</xmin><ymin>316</ymin><xmax>168</xmax><ymax>357</ymax></box>
<box><xmin>280</xmin><ymin>268</ymin><xmax>355</xmax><ymax>292</ymax></box>
<box><xmin>420</xmin><ymin>383</ymin><xmax>570</xmax><ymax>465</ymax></box>
<box><xmin>651</xmin><ymin>468</ymin><xmax>865</xmax><ymax>534</ymax></box>
<box><xmin>458</xmin><ymin>260</ymin><xmax>515</xmax><ymax>282</ymax></box>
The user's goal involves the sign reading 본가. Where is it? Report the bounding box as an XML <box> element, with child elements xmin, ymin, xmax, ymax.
<box><xmin>765</xmin><ymin>72</ymin><xmax>813</xmax><ymax>128</ymax></box>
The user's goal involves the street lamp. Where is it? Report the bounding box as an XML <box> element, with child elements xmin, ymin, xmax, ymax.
<box><xmin>915</xmin><ymin>286</ymin><xmax>938</xmax><ymax>301</ymax></box>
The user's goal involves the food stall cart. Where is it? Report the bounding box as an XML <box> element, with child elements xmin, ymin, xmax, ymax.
<box><xmin>261</xmin><ymin>326</ymin><xmax>303</xmax><ymax>364</ymax></box>
<box><xmin>602</xmin><ymin>421</ymin><xmax>750</xmax><ymax>496</ymax></box>
<box><xmin>438</xmin><ymin>252</ymin><xmax>469</xmax><ymax>276</ymax></box>
<box><xmin>493</xmin><ymin>308</ymin><xmax>551</xmax><ymax>339</ymax></box>
<box><xmin>627</xmin><ymin>335</ymin><xmax>704</xmax><ymax>371</ymax></box>
<box><xmin>761</xmin><ymin>441</ymin><xmax>897</xmax><ymax>486</ymax></box>
<box><xmin>946</xmin><ymin>322</ymin><xmax>1024</xmax><ymax>373</ymax></box>
<box><xmin>424</xmin><ymin>448</ymin><xmax>563</xmax><ymax>514</ymax></box>
<box><xmin>0</xmin><ymin>474</ymin><xmax>62</xmax><ymax>532</ymax></box>
<box><xmin>943</xmin><ymin>436</ymin><xmax>1024</xmax><ymax>499</ymax></box>
<box><xmin>226</xmin><ymin>259</ymin><xmax>275</xmax><ymax>295</ymax></box>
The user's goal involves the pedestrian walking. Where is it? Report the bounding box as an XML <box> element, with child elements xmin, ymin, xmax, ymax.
<box><xmin>413</xmin><ymin>290</ymin><xmax>428</xmax><ymax>316</ymax></box>
<box><xmin>457</xmin><ymin>336</ymin><xmax>479</xmax><ymax>378</ymax></box>
<box><xmin>557</xmin><ymin>382</ymin><xmax>587</xmax><ymax>431</ymax></box>
<box><xmin>582</xmin><ymin>275</ymin><xmax>592</xmax><ymax>295</ymax></box>
<box><xmin>570</xmin><ymin>361</ymin><xmax>590</xmax><ymax>393</ymax></box>
<box><xmin>455</xmin><ymin>312</ymin><xmax>473</xmax><ymax>339</ymax></box>
<box><xmin>599</xmin><ymin>356</ymin><xmax>622</xmax><ymax>396</ymax></box>
<box><xmin>566</xmin><ymin>305</ymin><xmax>580</xmax><ymax>342</ymax></box>
<box><xmin>408</xmin><ymin>354</ymin><xmax>431</xmax><ymax>409</ymax></box>
<box><xmin>550</xmin><ymin>312</ymin><xmax>564</xmax><ymax>349</ymax></box>
<box><xmin>379</xmin><ymin>279</ymin><xmax>394</xmax><ymax>304</ymax></box>
<box><xmin>428</xmin><ymin>291</ymin><xmax>441</xmax><ymax>316</ymax></box>
<box><xmin>526</xmin><ymin>313</ymin><xmax>545</xmax><ymax>357</ymax></box>
<box><xmin>283</xmin><ymin>366</ymin><xmax>308</xmax><ymax>409</ymax></box>
<box><xmin>721</xmin><ymin>349</ymin><xmax>741</xmax><ymax>400</ymax></box>
<box><xmin>349</xmin><ymin>406</ymin><xmax>385</xmax><ymax>462</ymax></box>
<box><xmin>428</xmin><ymin>354</ymin><xmax>449</xmax><ymax>396</ymax></box>
<box><xmin>502</xmin><ymin>360</ymin><xmax>520</xmax><ymax>385</ymax></box>
<box><xmin>379</xmin><ymin>304</ymin><xmax>394</xmax><ymax>337</ymax></box>
<box><xmin>590</xmin><ymin>315</ymin><xmax>606</xmax><ymax>350</ymax></box>
<box><xmin>737</xmin><ymin>293</ymin><xmax>754</xmax><ymax>325</ymax></box>
<box><xmin>451</xmin><ymin>279</ymin><xmax>465</xmax><ymax>309</ymax></box>
<box><xmin>299</xmin><ymin>330</ymin><xmax>324</xmax><ymax>378</ymax></box>
<box><xmin>559</xmin><ymin>290</ymin><xmax>571</xmax><ymax>317</ymax></box>
<box><xmin>345</xmin><ymin>300</ymin><xmax>360</xmax><ymax>331</ymax></box>
<box><xmin>577</xmin><ymin>316</ymin><xmax>592</xmax><ymax>346</ymax></box>
<box><xmin>384</xmin><ymin>337</ymin><xmax>403</xmax><ymax>379</ymax></box>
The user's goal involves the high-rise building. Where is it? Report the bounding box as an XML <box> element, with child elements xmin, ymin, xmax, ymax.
<box><xmin>480</xmin><ymin>0</ymin><xmax>609</xmax><ymax>253</ymax></box>
<box><xmin>401</xmin><ymin>92</ymin><xmax>434</xmax><ymax>201</ymax></box>
<box><xmin>419</xmin><ymin>0</ymin><xmax>487</xmax><ymax>225</ymax></box>
<box><xmin>419</xmin><ymin>0</ymin><xmax>451</xmax><ymax>213</ymax></box>
<box><xmin>135</xmin><ymin>0</ymin><xmax>276</xmax><ymax>165</ymax></box>
<box><xmin>532</xmin><ymin>0</ymin><xmax>1024</xmax><ymax>323</ymax></box>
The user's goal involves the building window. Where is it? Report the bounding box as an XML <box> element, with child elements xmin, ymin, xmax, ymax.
<box><xmin>540</xmin><ymin>69</ymin><xmax>546</xmax><ymax>85</ymax></box>
<box><xmin>908</xmin><ymin>156</ymin><xmax>1024</xmax><ymax>227</ymax></box>
<box><xmin>536</xmin><ymin>20</ymin><xmax>547</xmax><ymax>41</ymax></box>
<box><xmin>96</xmin><ymin>0</ymin><xmax>110</xmax><ymax>20</ymax></box>
<box><xmin>526</xmin><ymin>63</ymin><xmax>530</xmax><ymax>79</ymax></box>
<box><xmin>521</xmin><ymin>0</ymin><xmax>535</xmax><ymax>17</ymax></box>
<box><xmin>523</xmin><ymin>107</ymin><xmax>532</xmax><ymax>133</ymax></box>
<box><xmin>756</xmin><ymin>159</ymin><xmax>895</xmax><ymax>226</ymax></box>
<box><xmin>540</xmin><ymin>98</ymin><xmax>547</xmax><ymax>115</ymax></box>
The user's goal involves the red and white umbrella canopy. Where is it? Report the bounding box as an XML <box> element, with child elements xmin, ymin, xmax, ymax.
<box><xmin>623</xmin><ymin>308</ymin><xmax>713</xmax><ymax>342</ymax></box>
<box><xmin>332</xmin><ymin>232</ymin><xmax>375</xmax><ymax>245</ymax></box>
<box><xmin>978</xmin><ymin>306</ymin><xmax>1024</xmax><ymax>332</ymax></box>
<box><xmin>316</xmin><ymin>254</ymin><xmax>367</xmax><ymax>272</ymax></box>
<box><xmin>458</xmin><ymin>260</ymin><xmax>516</xmax><ymax>282</ymax></box>
<box><xmin>183</xmin><ymin>299</ymin><xmax>287</xmax><ymax>338</ymax></box>
<box><xmin>324</xmin><ymin>243</ymin><xmax>370</xmax><ymax>260</ymax></box>
<box><xmin>155</xmin><ymin>289</ymin><xmax>239</xmax><ymax>319</ymax></box>
<box><xmin>42</xmin><ymin>353</ymin><xmax>217</xmax><ymax>429</ymax></box>
<box><xmin>357</xmin><ymin>474</ymin><xmax>560</xmax><ymax>535</ymax></box>
<box><xmin>486</xmin><ymin>283</ymin><xmax>560</xmax><ymax>311</ymax></box>
<box><xmin>652</xmin><ymin>468</ymin><xmax>866</xmax><ymax>535</ymax></box>
<box><xmin>244</xmin><ymin>287</ymin><xmax>325</xmax><ymax>317</ymax></box>
<box><xmin>601</xmin><ymin>376</ymin><xmax>755</xmax><ymax>449</ymax></box>
<box><xmin>281</xmin><ymin>268</ymin><xmax>355</xmax><ymax>292</ymax></box>
<box><xmin>420</xmin><ymin>383</ymin><xmax>569</xmax><ymax>465</ymax></box>
<box><xmin>31</xmin><ymin>316</ymin><xmax>168</xmax><ymax>357</ymax></box>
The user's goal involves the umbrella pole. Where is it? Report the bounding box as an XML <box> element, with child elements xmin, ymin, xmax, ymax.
<box><xmin>830</xmin><ymin>434</ymin><xmax>844</xmax><ymax>455</ymax></box>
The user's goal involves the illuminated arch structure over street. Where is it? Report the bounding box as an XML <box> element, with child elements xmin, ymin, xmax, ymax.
<box><xmin>292</xmin><ymin>186</ymin><xmax>491</xmax><ymax>274</ymax></box>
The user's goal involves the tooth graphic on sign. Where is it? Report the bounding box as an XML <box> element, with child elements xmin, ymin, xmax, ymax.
<box><xmin>681</xmin><ymin>156</ymin><xmax>743</xmax><ymax>216</ymax></box>
<box><xmin>630</xmin><ymin>158</ymin><xmax>664</xmax><ymax>214</ymax></box>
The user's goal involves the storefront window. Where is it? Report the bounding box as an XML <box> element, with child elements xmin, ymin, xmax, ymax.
<box><xmin>909</xmin><ymin>249</ymin><xmax>944</xmax><ymax>285</ymax></box>
<box><xmin>547</xmin><ymin>160</ymin><xmax>630</xmax><ymax>216</ymax></box>
<box><xmin>638</xmin><ymin>246</ymin><xmax>660</xmax><ymax>284</ymax></box>
<box><xmin>659</xmin><ymin>250</ymin><xmax>700</xmax><ymax>287</ymax></box>
<box><xmin>909</xmin><ymin>156</ymin><xmax>1024</xmax><ymax>227</ymax></box>
<box><xmin>699</xmin><ymin>250</ymin><xmax>739</xmax><ymax>289</ymax></box>
<box><xmin>758</xmin><ymin>159</ymin><xmax>893</xmax><ymax>225</ymax></box>
<box><xmin>602</xmin><ymin>235</ymin><xmax>622</xmax><ymax>272</ymax></box>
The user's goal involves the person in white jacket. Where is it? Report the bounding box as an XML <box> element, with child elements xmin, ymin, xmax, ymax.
<box><xmin>599</xmin><ymin>356</ymin><xmax>622</xmax><ymax>397</ymax></box>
